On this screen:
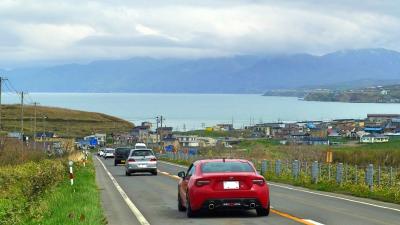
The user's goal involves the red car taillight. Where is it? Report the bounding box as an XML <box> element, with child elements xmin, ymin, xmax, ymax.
<box><xmin>196</xmin><ymin>179</ymin><xmax>210</xmax><ymax>187</ymax></box>
<box><xmin>150</xmin><ymin>158</ymin><xmax>157</xmax><ymax>161</ymax></box>
<box><xmin>252</xmin><ymin>179</ymin><xmax>265</xmax><ymax>186</ymax></box>
<box><xmin>128</xmin><ymin>159</ymin><xmax>135</xmax><ymax>162</ymax></box>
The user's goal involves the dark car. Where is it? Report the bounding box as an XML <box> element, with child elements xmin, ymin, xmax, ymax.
<box><xmin>114</xmin><ymin>147</ymin><xmax>132</xmax><ymax>166</ymax></box>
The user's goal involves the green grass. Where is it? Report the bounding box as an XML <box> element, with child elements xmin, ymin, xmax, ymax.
<box><xmin>24</xmin><ymin>157</ymin><xmax>106</xmax><ymax>225</ymax></box>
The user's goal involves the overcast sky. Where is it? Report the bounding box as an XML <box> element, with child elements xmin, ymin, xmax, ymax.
<box><xmin>1</xmin><ymin>0</ymin><xmax>400</xmax><ymax>68</ymax></box>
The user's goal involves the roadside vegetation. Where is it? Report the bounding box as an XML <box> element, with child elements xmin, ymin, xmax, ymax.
<box><xmin>1</xmin><ymin>104</ymin><xmax>134</xmax><ymax>137</ymax></box>
<box><xmin>226</xmin><ymin>138</ymin><xmax>400</xmax><ymax>166</ymax></box>
<box><xmin>0</xmin><ymin>138</ymin><xmax>105</xmax><ymax>225</ymax></box>
<box><xmin>24</xmin><ymin>156</ymin><xmax>105</xmax><ymax>225</ymax></box>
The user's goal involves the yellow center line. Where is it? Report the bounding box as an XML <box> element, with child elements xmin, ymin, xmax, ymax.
<box><xmin>158</xmin><ymin>170</ymin><xmax>314</xmax><ymax>225</ymax></box>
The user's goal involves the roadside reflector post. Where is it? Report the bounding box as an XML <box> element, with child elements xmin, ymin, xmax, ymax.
<box><xmin>261</xmin><ymin>160</ymin><xmax>267</xmax><ymax>176</ymax></box>
<box><xmin>69</xmin><ymin>160</ymin><xmax>74</xmax><ymax>186</ymax></box>
<box><xmin>355</xmin><ymin>165</ymin><xmax>358</xmax><ymax>184</ymax></box>
<box><xmin>390</xmin><ymin>167</ymin><xmax>393</xmax><ymax>186</ymax></box>
<box><xmin>336</xmin><ymin>163</ymin><xmax>343</xmax><ymax>184</ymax></box>
<box><xmin>292</xmin><ymin>160</ymin><xmax>299</xmax><ymax>180</ymax></box>
<box><xmin>311</xmin><ymin>161</ymin><xmax>319</xmax><ymax>184</ymax></box>
<box><xmin>275</xmin><ymin>159</ymin><xmax>281</xmax><ymax>177</ymax></box>
<box><xmin>377</xmin><ymin>165</ymin><xmax>381</xmax><ymax>186</ymax></box>
<box><xmin>328</xmin><ymin>164</ymin><xmax>331</xmax><ymax>181</ymax></box>
<box><xmin>366</xmin><ymin>164</ymin><xmax>374</xmax><ymax>191</ymax></box>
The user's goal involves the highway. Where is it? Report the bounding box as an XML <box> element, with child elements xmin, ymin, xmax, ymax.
<box><xmin>94</xmin><ymin>156</ymin><xmax>400</xmax><ymax>225</ymax></box>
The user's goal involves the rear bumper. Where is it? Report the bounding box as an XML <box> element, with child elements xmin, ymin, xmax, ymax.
<box><xmin>202</xmin><ymin>198</ymin><xmax>262</xmax><ymax>210</ymax></box>
<box><xmin>190</xmin><ymin>188</ymin><xmax>269</xmax><ymax>211</ymax></box>
<box><xmin>126</xmin><ymin>163</ymin><xmax>157</xmax><ymax>172</ymax></box>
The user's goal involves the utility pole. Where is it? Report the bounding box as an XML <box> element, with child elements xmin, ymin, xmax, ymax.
<box><xmin>20</xmin><ymin>91</ymin><xmax>24</xmax><ymax>137</ymax></box>
<box><xmin>0</xmin><ymin>77</ymin><xmax>7</xmax><ymax>130</ymax></box>
<box><xmin>33</xmin><ymin>102</ymin><xmax>39</xmax><ymax>148</ymax></box>
<box><xmin>160</xmin><ymin>115</ymin><xmax>163</xmax><ymax>127</ymax></box>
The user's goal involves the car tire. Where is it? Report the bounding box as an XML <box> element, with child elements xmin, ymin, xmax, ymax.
<box><xmin>152</xmin><ymin>170</ymin><xmax>158</xmax><ymax>176</ymax></box>
<box><xmin>178</xmin><ymin>192</ymin><xmax>186</xmax><ymax>212</ymax></box>
<box><xmin>125</xmin><ymin>171</ymin><xmax>131</xmax><ymax>176</ymax></box>
<box><xmin>186</xmin><ymin>196</ymin><xmax>196</xmax><ymax>218</ymax></box>
<box><xmin>256</xmin><ymin>202</ymin><xmax>270</xmax><ymax>217</ymax></box>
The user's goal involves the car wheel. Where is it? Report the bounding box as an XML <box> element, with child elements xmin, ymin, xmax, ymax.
<box><xmin>125</xmin><ymin>171</ymin><xmax>131</xmax><ymax>176</ymax></box>
<box><xmin>178</xmin><ymin>192</ymin><xmax>186</xmax><ymax>211</ymax></box>
<box><xmin>256</xmin><ymin>202</ymin><xmax>270</xmax><ymax>217</ymax></box>
<box><xmin>152</xmin><ymin>170</ymin><xmax>158</xmax><ymax>176</ymax></box>
<box><xmin>186</xmin><ymin>196</ymin><xmax>196</xmax><ymax>218</ymax></box>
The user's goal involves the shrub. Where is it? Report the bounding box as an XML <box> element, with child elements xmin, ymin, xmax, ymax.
<box><xmin>0</xmin><ymin>159</ymin><xmax>66</xmax><ymax>225</ymax></box>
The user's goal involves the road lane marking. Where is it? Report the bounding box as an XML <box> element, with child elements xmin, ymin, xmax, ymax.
<box><xmin>303</xmin><ymin>219</ymin><xmax>325</xmax><ymax>225</ymax></box>
<box><xmin>270</xmin><ymin>209</ymin><xmax>315</xmax><ymax>225</ymax></box>
<box><xmin>96</xmin><ymin>156</ymin><xmax>151</xmax><ymax>225</ymax></box>
<box><xmin>269</xmin><ymin>183</ymin><xmax>400</xmax><ymax>213</ymax></box>
<box><xmin>158</xmin><ymin>168</ymin><xmax>315</xmax><ymax>225</ymax></box>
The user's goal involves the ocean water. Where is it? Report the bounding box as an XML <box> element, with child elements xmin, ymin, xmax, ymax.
<box><xmin>4</xmin><ymin>93</ymin><xmax>400</xmax><ymax>130</ymax></box>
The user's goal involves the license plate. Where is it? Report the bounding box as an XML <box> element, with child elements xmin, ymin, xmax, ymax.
<box><xmin>138</xmin><ymin>164</ymin><xmax>147</xmax><ymax>168</ymax></box>
<box><xmin>121</xmin><ymin>160</ymin><xmax>125</xmax><ymax>163</ymax></box>
<box><xmin>223</xmin><ymin>181</ymin><xmax>239</xmax><ymax>189</ymax></box>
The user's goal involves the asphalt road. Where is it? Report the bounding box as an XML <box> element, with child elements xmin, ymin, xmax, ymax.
<box><xmin>94</xmin><ymin>157</ymin><xmax>400</xmax><ymax>225</ymax></box>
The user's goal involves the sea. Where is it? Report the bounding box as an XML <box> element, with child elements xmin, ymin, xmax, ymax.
<box><xmin>4</xmin><ymin>93</ymin><xmax>400</xmax><ymax>130</ymax></box>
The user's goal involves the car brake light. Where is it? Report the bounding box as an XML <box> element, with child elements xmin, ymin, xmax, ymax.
<box><xmin>196</xmin><ymin>180</ymin><xmax>210</xmax><ymax>187</ymax></box>
<box><xmin>252</xmin><ymin>179</ymin><xmax>265</xmax><ymax>185</ymax></box>
<box><xmin>128</xmin><ymin>159</ymin><xmax>135</xmax><ymax>162</ymax></box>
<box><xmin>150</xmin><ymin>158</ymin><xmax>157</xmax><ymax>161</ymax></box>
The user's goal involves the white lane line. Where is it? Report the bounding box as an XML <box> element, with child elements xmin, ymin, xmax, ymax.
<box><xmin>96</xmin><ymin>157</ymin><xmax>151</xmax><ymax>225</ymax></box>
<box><xmin>269</xmin><ymin>183</ymin><xmax>400</xmax><ymax>213</ymax></box>
<box><xmin>303</xmin><ymin>219</ymin><xmax>325</xmax><ymax>225</ymax></box>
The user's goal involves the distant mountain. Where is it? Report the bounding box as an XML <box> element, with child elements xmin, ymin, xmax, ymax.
<box><xmin>4</xmin><ymin>48</ymin><xmax>400</xmax><ymax>93</ymax></box>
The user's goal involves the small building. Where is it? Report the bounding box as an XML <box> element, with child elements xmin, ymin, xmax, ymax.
<box><xmin>175</xmin><ymin>135</ymin><xmax>200</xmax><ymax>148</ymax></box>
<box><xmin>132</xmin><ymin>126</ymin><xmax>150</xmax><ymax>142</ymax></box>
<box><xmin>360</xmin><ymin>134</ymin><xmax>389</xmax><ymax>143</ymax></box>
<box><xmin>198</xmin><ymin>137</ymin><xmax>217</xmax><ymax>147</ymax></box>
<box><xmin>157</xmin><ymin>127</ymin><xmax>173</xmax><ymax>139</ymax></box>
<box><xmin>367</xmin><ymin>114</ymin><xmax>400</xmax><ymax>123</ymax></box>
<box><xmin>8</xmin><ymin>132</ymin><xmax>23</xmax><ymax>140</ymax></box>
<box><xmin>215</xmin><ymin>124</ymin><xmax>234</xmax><ymax>131</ymax></box>
<box><xmin>293</xmin><ymin>137</ymin><xmax>329</xmax><ymax>145</ymax></box>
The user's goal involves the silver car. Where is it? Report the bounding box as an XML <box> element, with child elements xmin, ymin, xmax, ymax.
<box><xmin>125</xmin><ymin>149</ymin><xmax>157</xmax><ymax>176</ymax></box>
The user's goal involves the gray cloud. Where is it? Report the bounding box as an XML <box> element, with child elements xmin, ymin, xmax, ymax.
<box><xmin>0</xmin><ymin>0</ymin><xmax>400</xmax><ymax>67</ymax></box>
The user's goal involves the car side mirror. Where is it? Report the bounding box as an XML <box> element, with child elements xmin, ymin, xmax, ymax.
<box><xmin>178</xmin><ymin>171</ymin><xmax>186</xmax><ymax>178</ymax></box>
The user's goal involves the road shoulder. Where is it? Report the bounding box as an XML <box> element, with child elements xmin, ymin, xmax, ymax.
<box><xmin>94</xmin><ymin>157</ymin><xmax>141</xmax><ymax>225</ymax></box>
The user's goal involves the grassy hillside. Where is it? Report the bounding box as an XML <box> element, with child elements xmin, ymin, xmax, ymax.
<box><xmin>0</xmin><ymin>104</ymin><xmax>134</xmax><ymax>137</ymax></box>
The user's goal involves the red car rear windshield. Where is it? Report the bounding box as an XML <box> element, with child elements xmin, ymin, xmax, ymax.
<box><xmin>201</xmin><ymin>161</ymin><xmax>254</xmax><ymax>173</ymax></box>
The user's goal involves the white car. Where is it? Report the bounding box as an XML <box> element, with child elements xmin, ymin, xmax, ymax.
<box><xmin>103</xmin><ymin>148</ymin><xmax>115</xmax><ymax>159</ymax></box>
<box><xmin>135</xmin><ymin>143</ymin><xmax>147</xmax><ymax>149</ymax></box>
<box><xmin>98</xmin><ymin>149</ymin><xmax>105</xmax><ymax>156</ymax></box>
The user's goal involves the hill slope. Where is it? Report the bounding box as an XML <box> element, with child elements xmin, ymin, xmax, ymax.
<box><xmin>1</xmin><ymin>105</ymin><xmax>134</xmax><ymax>137</ymax></box>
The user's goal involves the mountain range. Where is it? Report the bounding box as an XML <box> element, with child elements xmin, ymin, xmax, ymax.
<box><xmin>3</xmin><ymin>48</ymin><xmax>400</xmax><ymax>93</ymax></box>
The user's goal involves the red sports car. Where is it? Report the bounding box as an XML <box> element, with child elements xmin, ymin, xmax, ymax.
<box><xmin>177</xmin><ymin>159</ymin><xmax>270</xmax><ymax>217</ymax></box>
